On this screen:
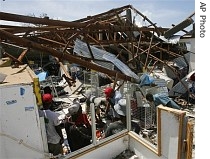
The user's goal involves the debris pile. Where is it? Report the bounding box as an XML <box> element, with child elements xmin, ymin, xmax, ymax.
<box><xmin>0</xmin><ymin>4</ymin><xmax>195</xmax><ymax>158</ymax></box>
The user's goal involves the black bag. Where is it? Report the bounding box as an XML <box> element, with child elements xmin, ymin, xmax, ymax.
<box><xmin>65</xmin><ymin>123</ymin><xmax>92</xmax><ymax>152</ymax></box>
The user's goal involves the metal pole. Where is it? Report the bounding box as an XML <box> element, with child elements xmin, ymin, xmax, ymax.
<box><xmin>90</xmin><ymin>103</ymin><xmax>97</xmax><ymax>145</ymax></box>
<box><xmin>126</xmin><ymin>94</ymin><xmax>131</xmax><ymax>131</ymax></box>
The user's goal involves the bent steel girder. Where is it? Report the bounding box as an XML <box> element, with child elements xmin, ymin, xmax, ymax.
<box><xmin>0</xmin><ymin>4</ymin><xmax>163</xmax><ymax>48</ymax></box>
<box><xmin>0</xmin><ymin>5</ymin><xmax>194</xmax><ymax>78</ymax></box>
<box><xmin>0</xmin><ymin>29</ymin><xmax>133</xmax><ymax>82</ymax></box>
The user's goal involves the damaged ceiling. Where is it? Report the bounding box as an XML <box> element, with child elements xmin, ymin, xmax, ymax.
<box><xmin>0</xmin><ymin>4</ymin><xmax>195</xmax><ymax>82</ymax></box>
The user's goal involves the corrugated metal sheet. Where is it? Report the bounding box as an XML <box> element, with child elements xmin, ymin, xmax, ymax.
<box><xmin>173</xmin><ymin>52</ymin><xmax>194</xmax><ymax>70</ymax></box>
<box><xmin>173</xmin><ymin>56</ymin><xmax>188</xmax><ymax>68</ymax></box>
<box><xmin>168</xmin><ymin>70</ymin><xmax>195</xmax><ymax>96</ymax></box>
<box><xmin>73</xmin><ymin>39</ymin><xmax>114</xmax><ymax>70</ymax></box>
<box><xmin>73</xmin><ymin>39</ymin><xmax>139</xmax><ymax>80</ymax></box>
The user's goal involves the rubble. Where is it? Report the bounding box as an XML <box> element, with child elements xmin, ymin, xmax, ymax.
<box><xmin>0</xmin><ymin>4</ymin><xmax>195</xmax><ymax>159</ymax></box>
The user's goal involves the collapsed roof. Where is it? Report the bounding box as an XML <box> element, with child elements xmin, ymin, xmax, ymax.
<box><xmin>0</xmin><ymin>4</ymin><xmax>195</xmax><ymax>82</ymax></box>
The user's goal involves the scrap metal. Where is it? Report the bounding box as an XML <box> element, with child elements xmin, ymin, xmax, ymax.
<box><xmin>0</xmin><ymin>5</ymin><xmax>195</xmax><ymax>83</ymax></box>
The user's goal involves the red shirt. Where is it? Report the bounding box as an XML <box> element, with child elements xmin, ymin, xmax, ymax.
<box><xmin>73</xmin><ymin>113</ymin><xmax>91</xmax><ymax>128</ymax></box>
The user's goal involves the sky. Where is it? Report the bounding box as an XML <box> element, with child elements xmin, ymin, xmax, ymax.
<box><xmin>0</xmin><ymin>0</ymin><xmax>195</xmax><ymax>29</ymax></box>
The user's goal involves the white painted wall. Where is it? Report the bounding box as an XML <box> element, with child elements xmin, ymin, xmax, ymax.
<box><xmin>160</xmin><ymin>110</ymin><xmax>179</xmax><ymax>158</ymax></box>
<box><xmin>72</xmin><ymin>106</ymin><xmax>186</xmax><ymax>159</ymax></box>
<box><xmin>0</xmin><ymin>84</ymin><xmax>48</xmax><ymax>159</ymax></box>
<box><xmin>129</xmin><ymin>137</ymin><xmax>167</xmax><ymax>159</ymax></box>
<box><xmin>129</xmin><ymin>107</ymin><xmax>185</xmax><ymax>159</ymax></box>
<box><xmin>70</xmin><ymin>135</ymin><xmax>128</xmax><ymax>159</ymax></box>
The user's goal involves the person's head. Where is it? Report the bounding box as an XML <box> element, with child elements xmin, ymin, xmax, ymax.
<box><xmin>42</xmin><ymin>93</ymin><xmax>53</xmax><ymax>109</ymax></box>
<box><xmin>104</xmin><ymin>87</ymin><xmax>115</xmax><ymax>99</ymax></box>
<box><xmin>96</xmin><ymin>97</ymin><xmax>107</xmax><ymax>106</ymax></box>
<box><xmin>146</xmin><ymin>93</ymin><xmax>154</xmax><ymax>102</ymax></box>
<box><xmin>67</xmin><ymin>102</ymin><xmax>82</xmax><ymax>117</ymax></box>
<box><xmin>43</xmin><ymin>86</ymin><xmax>52</xmax><ymax>94</ymax></box>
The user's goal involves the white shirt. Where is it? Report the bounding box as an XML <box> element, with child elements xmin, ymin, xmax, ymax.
<box><xmin>109</xmin><ymin>91</ymin><xmax>122</xmax><ymax>118</ymax></box>
<box><xmin>43</xmin><ymin>110</ymin><xmax>61</xmax><ymax>144</ymax></box>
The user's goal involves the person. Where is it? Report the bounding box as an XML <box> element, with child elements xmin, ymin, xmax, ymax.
<box><xmin>43</xmin><ymin>86</ymin><xmax>53</xmax><ymax>94</ymax></box>
<box><xmin>145</xmin><ymin>93</ymin><xmax>181</xmax><ymax>110</ymax></box>
<box><xmin>41</xmin><ymin>93</ymin><xmax>64</xmax><ymax>156</ymax></box>
<box><xmin>188</xmin><ymin>72</ymin><xmax>195</xmax><ymax>96</ymax></box>
<box><xmin>102</xmin><ymin>98</ymin><xmax>141</xmax><ymax>138</ymax></box>
<box><xmin>188</xmin><ymin>72</ymin><xmax>195</xmax><ymax>104</ymax></box>
<box><xmin>42</xmin><ymin>86</ymin><xmax>63</xmax><ymax>111</ymax></box>
<box><xmin>104</xmin><ymin>87</ymin><xmax>122</xmax><ymax>121</ymax></box>
<box><xmin>69</xmin><ymin>63</ymin><xmax>80</xmax><ymax>81</ymax></box>
<box><xmin>85</xmin><ymin>94</ymin><xmax>106</xmax><ymax>124</ymax></box>
<box><xmin>64</xmin><ymin>102</ymin><xmax>92</xmax><ymax>152</ymax></box>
